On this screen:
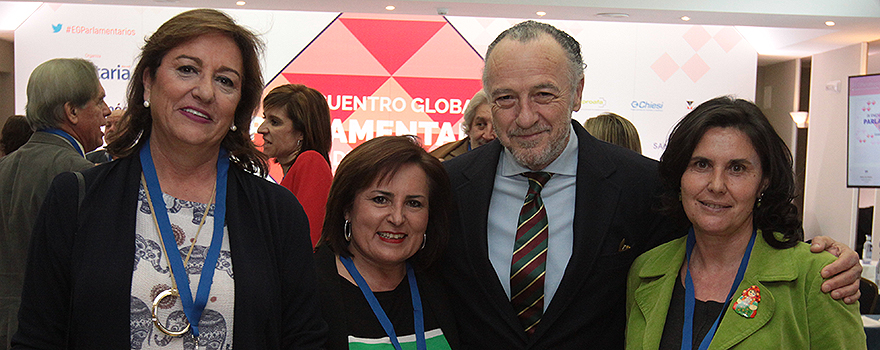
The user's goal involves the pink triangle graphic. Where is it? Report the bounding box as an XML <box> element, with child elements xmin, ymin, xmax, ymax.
<box><xmin>395</xmin><ymin>24</ymin><xmax>483</xmax><ymax>79</ymax></box>
<box><xmin>285</xmin><ymin>19</ymin><xmax>389</xmax><ymax>77</ymax></box>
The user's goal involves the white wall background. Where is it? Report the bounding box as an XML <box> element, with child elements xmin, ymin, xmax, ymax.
<box><xmin>803</xmin><ymin>43</ymin><xmax>866</xmax><ymax>246</ymax></box>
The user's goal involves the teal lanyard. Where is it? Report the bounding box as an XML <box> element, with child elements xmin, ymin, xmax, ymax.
<box><xmin>339</xmin><ymin>256</ymin><xmax>426</xmax><ymax>350</ymax></box>
<box><xmin>681</xmin><ymin>227</ymin><xmax>756</xmax><ymax>350</ymax></box>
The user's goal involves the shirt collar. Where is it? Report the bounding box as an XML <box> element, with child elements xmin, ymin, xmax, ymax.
<box><xmin>499</xmin><ymin>123</ymin><xmax>578</xmax><ymax>177</ymax></box>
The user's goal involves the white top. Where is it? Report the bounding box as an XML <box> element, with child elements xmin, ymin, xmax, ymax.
<box><xmin>130</xmin><ymin>183</ymin><xmax>234</xmax><ymax>349</ymax></box>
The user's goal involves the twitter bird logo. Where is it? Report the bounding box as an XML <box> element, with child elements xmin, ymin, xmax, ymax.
<box><xmin>52</xmin><ymin>24</ymin><xmax>62</xmax><ymax>33</ymax></box>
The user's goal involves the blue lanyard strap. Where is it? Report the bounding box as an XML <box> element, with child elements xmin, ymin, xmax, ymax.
<box><xmin>681</xmin><ymin>227</ymin><xmax>756</xmax><ymax>350</ymax></box>
<box><xmin>339</xmin><ymin>256</ymin><xmax>427</xmax><ymax>350</ymax></box>
<box><xmin>42</xmin><ymin>128</ymin><xmax>84</xmax><ymax>157</ymax></box>
<box><xmin>139</xmin><ymin>139</ymin><xmax>229</xmax><ymax>337</ymax></box>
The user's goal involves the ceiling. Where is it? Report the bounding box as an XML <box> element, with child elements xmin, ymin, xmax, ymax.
<box><xmin>3</xmin><ymin>0</ymin><xmax>880</xmax><ymax>66</ymax></box>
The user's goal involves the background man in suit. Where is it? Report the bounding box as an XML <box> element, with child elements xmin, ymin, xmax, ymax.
<box><xmin>0</xmin><ymin>58</ymin><xmax>108</xmax><ymax>349</ymax></box>
<box><xmin>440</xmin><ymin>20</ymin><xmax>861</xmax><ymax>349</ymax></box>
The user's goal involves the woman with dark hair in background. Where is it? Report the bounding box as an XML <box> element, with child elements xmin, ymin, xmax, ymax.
<box><xmin>258</xmin><ymin>84</ymin><xmax>333</xmax><ymax>247</ymax></box>
<box><xmin>315</xmin><ymin>136</ymin><xmax>459</xmax><ymax>349</ymax></box>
<box><xmin>13</xmin><ymin>9</ymin><xmax>326</xmax><ymax>349</ymax></box>
<box><xmin>0</xmin><ymin>116</ymin><xmax>33</xmax><ymax>157</ymax></box>
<box><xmin>626</xmin><ymin>96</ymin><xmax>864</xmax><ymax>349</ymax></box>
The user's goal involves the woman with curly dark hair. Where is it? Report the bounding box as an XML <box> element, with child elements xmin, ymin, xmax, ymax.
<box><xmin>625</xmin><ymin>96</ymin><xmax>864</xmax><ymax>349</ymax></box>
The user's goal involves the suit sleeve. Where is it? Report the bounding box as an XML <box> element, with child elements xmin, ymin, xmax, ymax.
<box><xmin>11</xmin><ymin>172</ymin><xmax>80</xmax><ymax>350</ymax></box>
<box><xmin>271</xmin><ymin>186</ymin><xmax>329</xmax><ymax>349</ymax></box>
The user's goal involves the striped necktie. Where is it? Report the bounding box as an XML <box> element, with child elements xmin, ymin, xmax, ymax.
<box><xmin>511</xmin><ymin>171</ymin><xmax>552</xmax><ymax>335</ymax></box>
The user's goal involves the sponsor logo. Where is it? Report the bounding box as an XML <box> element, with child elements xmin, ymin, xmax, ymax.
<box><xmin>686</xmin><ymin>100</ymin><xmax>695</xmax><ymax>110</ymax></box>
<box><xmin>98</xmin><ymin>65</ymin><xmax>131</xmax><ymax>80</ymax></box>
<box><xmin>631</xmin><ymin>100</ymin><xmax>664</xmax><ymax>111</ymax></box>
<box><xmin>580</xmin><ymin>97</ymin><xmax>607</xmax><ymax>109</ymax></box>
<box><xmin>52</xmin><ymin>24</ymin><xmax>62</xmax><ymax>33</ymax></box>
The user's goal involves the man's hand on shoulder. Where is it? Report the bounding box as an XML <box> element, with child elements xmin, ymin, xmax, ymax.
<box><xmin>811</xmin><ymin>235</ymin><xmax>861</xmax><ymax>304</ymax></box>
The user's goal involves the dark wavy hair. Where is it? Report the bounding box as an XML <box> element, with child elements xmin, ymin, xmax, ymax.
<box><xmin>657</xmin><ymin>96</ymin><xmax>801</xmax><ymax>249</ymax></box>
<box><xmin>1</xmin><ymin>115</ymin><xmax>32</xmax><ymax>155</ymax></box>
<box><xmin>108</xmin><ymin>9</ymin><xmax>267</xmax><ymax>175</ymax></box>
<box><xmin>262</xmin><ymin>84</ymin><xmax>332</xmax><ymax>165</ymax></box>
<box><xmin>318</xmin><ymin>136</ymin><xmax>452</xmax><ymax>269</ymax></box>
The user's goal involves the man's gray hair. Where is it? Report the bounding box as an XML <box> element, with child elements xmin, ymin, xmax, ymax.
<box><xmin>483</xmin><ymin>20</ymin><xmax>585</xmax><ymax>93</ymax></box>
<box><xmin>462</xmin><ymin>90</ymin><xmax>490</xmax><ymax>134</ymax></box>
<box><xmin>25</xmin><ymin>58</ymin><xmax>102</xmax><ymax>131</ymax></box>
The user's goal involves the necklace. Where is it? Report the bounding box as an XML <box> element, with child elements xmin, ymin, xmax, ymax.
<box><xmin>143</xmin><ymin>174</ymin><xmax>216</xmax><ymax>336</ymax></box>
<box><xmin>140</xmin><ymin>139</ymin><xmax>229</xmax><ymax>347</ymax></box>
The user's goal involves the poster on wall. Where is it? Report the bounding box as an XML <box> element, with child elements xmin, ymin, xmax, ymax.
<box><xmin>848</xmin><ymin>73</ymin><xmax>880</xmax><ymax>187</ymax></box>
<box><xmin>257</xmin><ymin>13</ymin><xmax>484</xmax><ymax>179</ymax></box>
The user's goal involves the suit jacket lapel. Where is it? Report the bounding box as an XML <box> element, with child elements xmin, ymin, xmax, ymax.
<box><xmin>535</xmin><ymin>122</ymin><xmax>622</xmax><ymax>338</ymax></box>
<box><xmin>633</xmin><ymin>237</ymin><xmax>686</xmax><ymax>349</ymax></box>
<box><xmin>454</xmin><ymin>140</ymin><xmax>527</xmax><ymax>339</ymax></box>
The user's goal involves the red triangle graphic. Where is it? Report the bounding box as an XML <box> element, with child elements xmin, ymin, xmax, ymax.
<box><xmin>394</xmin><ymin>77</ymin><xmax>483</xmax><ymax>125</ymax></box>
<box><xmin>282</xmin><ymin>73</ymin><xmax>389</xmax><ymax>122</ymax></box>
<box><xmin>340</xmin><ymin>18</ymin><xmax>445</xmax><ymax>75</ymax></box>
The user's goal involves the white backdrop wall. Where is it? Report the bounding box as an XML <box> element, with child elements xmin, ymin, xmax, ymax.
<box><xmin>14</xmin><ymin>4</ymin><xmax>757</xmax><ymax>161</ymax></box>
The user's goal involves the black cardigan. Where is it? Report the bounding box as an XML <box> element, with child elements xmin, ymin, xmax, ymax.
<box><xmin>13</xmin><ymin>154</ymin><xmax>327</xmax><ymax>349</ymax></box>
<box><xmin>314</xmin><ymin>246</ymin><xmax>460</xmax><ymax>349</ymax></box>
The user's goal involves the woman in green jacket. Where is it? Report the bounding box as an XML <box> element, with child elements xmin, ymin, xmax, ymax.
<box><xmin>626</xmin><ymin>96</ymin><xmax>865</xmax><ymax>349</ymax></box>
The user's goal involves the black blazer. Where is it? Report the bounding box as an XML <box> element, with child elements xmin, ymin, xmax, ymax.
<box><xmin>13</xmin><ymin>154</ymin><xmax>327</xmax><ymax>349</ymax></box>
<box><xmin>440</xmin><ymin>121</ymin><xmax>681</xmax><ymax>349</ymax></box>
<box><xmin>314</xmin><ymin>247</ymin><xmax>460</xmax><ymax>349</ymax></box>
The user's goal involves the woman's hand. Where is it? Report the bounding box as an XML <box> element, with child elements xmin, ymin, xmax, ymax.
<box><xmin>811</xmin><ymin>235</ymin><xmax>862</xmax><ymax>304</ymax></box>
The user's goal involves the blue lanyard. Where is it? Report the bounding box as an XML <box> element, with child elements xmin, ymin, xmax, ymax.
<box><xmin>339</xmin><ymin>256</ymin><xmax>426</xmax><ymax>350</ymax></box>
<box><xmin>139</xmin><ymin>139</ymin><xmax>229</xmax><ymax>338</ymax></box>
<box><xmin>42</xmin><ymin>128</ymin><xmax>84</xmax><ymax>157</ymax></box>
<box><xmin>681</xmin><ymin>227</ymin><xmax>756</xmax><ymax>350</ymax></box>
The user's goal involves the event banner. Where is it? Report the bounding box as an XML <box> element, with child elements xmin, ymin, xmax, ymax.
<box><xmin>15</xmin><ymin>4</ymin><xmax>757</xmax><ymax>179</ymax></box>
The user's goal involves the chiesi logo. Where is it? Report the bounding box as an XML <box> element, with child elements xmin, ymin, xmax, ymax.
<box><xmin>580</xmin><ymin>97</ymin><xmax>607</xmax><ymax>109</ymax></box>
<box><xmin>631</xmin><ymin>100</ymin><xmax>664</xmax><ymax>111</ymax></box>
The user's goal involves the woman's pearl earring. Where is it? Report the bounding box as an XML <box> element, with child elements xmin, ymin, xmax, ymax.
<box><xmin>230</xmin><ymin>125</ymin><xmax>238</xmax><ymax>132</ymax></box>
<box><xmin>143</xmin><ymin>100</ymin><xmax>150</xmax><ymax>108</ymax></box>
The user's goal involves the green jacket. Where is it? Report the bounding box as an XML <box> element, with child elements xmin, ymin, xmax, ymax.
<box><xmin>626</xmin><ymin>231</ymin><xmax>866</xmax><ymax>349</ymax></box>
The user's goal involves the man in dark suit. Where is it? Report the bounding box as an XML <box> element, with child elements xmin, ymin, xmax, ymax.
<box><xmin>0</xmin><ymin>58</ymin><xmax>109</xmax><ymax>350</ymax></box>
<box><xmin>440</xmin><ymin>20</ymin><xmax>861</xmax><ymax>349</ymax></box>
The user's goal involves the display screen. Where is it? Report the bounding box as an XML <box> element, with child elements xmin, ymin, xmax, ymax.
<box><xmin>848</xmin><ymin>73</ymin><xmax>880</xmax><ymax>187</ymax></box>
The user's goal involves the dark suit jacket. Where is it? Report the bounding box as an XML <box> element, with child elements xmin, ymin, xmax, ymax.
<box><xmin>441</xmin><ymin>121</ymin><xmax>681</xmax><ymax>349</ymax></box>
<box><xmin>12</xmin><ymin>154</ymin><xmax>327</xmax><ymax>349</ymax></box>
